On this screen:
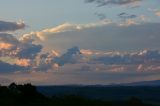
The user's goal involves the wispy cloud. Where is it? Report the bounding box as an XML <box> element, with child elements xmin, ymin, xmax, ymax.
<box><xmin>21</xmin><ymin>20</ymin><xmax>112</xmax><ymax>41</ymax></box>
<box><xmin>118</xmin><ymin>12</ymin><xmax>137</xmax><ymax>19</ymax></box>
<box><xmin>85</xmin><ymin>0</ymin><xmax>142</xmax><ymax>7</ymax></box>
<box><xmin>95</xmin><ymin>12</ymin><xmax>106</xmax><ymax>20</ymax></box>
<box><xmin>119</xmin><ymin>19</ymin><xmax>138</xmax><ymax>26</ymax></box>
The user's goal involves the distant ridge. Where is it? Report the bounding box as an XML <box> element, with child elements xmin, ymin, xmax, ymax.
<box><xmin>120</xmin><ymin>80</ymin><xmax>160</xmax><ymax>86</ymax></box>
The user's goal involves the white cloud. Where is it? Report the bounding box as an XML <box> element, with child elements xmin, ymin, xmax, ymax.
<box><xmin>21</xmin><ymin>20</ymin><xmax>112</xmax><ymax>41</ymax></box>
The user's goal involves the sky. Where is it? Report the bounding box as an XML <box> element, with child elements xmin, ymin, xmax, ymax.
<box><xmin>0</xmin><ymin>0</ymin><xmax>160</xmax><ymax>85</ymax></box>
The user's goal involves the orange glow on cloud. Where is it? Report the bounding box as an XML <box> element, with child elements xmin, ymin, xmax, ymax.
<box><xmin>81</xmin><ymin>49</ymin><xmax>94</xmax><ymax>55</ymax></box>
<box><xmin>52</xmin><ymin>50</ymin><xmax>59</xmax><ymax>57</ymax></box>
<box><xmin>16</xmin><ymin>59</ymin><xmax>30</xmax><ymax>67</ymax></box>
<box><xmin>0</xmin><ymin>42</ymin><xmax>13</xmax><ymax>50</ymax></box>
<box><xmin>155</xmin><ymin>12</ymin><xmax>160</xmax><ymax>17</ymax></box>
<box><xmin>53</xmin><ymin>63</ymin><xmax>59</xmax><ymax>68</ymax></box>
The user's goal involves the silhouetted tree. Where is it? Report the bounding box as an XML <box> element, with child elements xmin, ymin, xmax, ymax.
<box><xmin>125</xmin><ymin>97</ymin><xmax>143</xmax><ymax>106</ymax></box>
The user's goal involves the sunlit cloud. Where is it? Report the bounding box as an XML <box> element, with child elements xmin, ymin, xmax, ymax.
<box><xmin>119</xmin><ymin>19</ymin><xmax>138</xmax><ymax>26</ymax></box>
<box><xmin>21</xmin><ymin>20</ymin><xmax>112</xmax><ymax>41</ymax></box>
<box><xmin>15</xmin><ymin>59</ymin><xmax>31</xmax><ymax>67</ymax></box>
<box><xmin>155</xmin><ymin>11</ymin><xmax>160</xmax><ymax>17</ymax></box>
<box><xmin>0</xmin><ymin>42</ymin><xmax>13</xmax><ymax>50</ymax></box>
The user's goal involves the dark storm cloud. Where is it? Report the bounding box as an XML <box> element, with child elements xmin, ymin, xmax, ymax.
<box><xmin>0</xmin><ymin>20</ymin><xmax>25</xmax><ymax>32</ymax></box>
<box><xmin>85</xmin><ymin>0</ymin><xmax>142</xmax><ymax>7</ymax></box>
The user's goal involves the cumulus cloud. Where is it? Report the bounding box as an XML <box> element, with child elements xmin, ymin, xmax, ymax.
<box><xmin>15</xmin><ymin>59</ymin><xmax>31</xmax><ymax>67</ymax></box>
<box><xmin>79</xmin><ymin>49</ymin><xmax>160</xmax><ymax>72</ymax></box>
<box><xmin>0</xmin><ymin>20</ymin><xmax>25</xmax><ymax>32</ymax></box>
<box><xmin>34</xmin><ymin>50</ymin><xmax>60</xmax><ymax>71</ymax></box>
<box><xmin>54</xmin><ymin>46</ymin><xmax>82</xmax><ymax>66</ymax></box>
<box><xmin>31</xmin><ymin>46</ymin><xmax>160</xmax><ymax>73</ymax></box>
<box><xmin>1</xmin><ymin>46</ymin><xmax>160</xmax><ymax>84</ymax></box>
<box><xmin>1</xmin><ymin>61</ymin><xmax>159</xmax><ymax>85</ymax></box>
<box><xmin>85</xmin><ymin>0</ymin><xmax>142</xmax><ymax>7</ymax></box>
<box><xmin>88</xmin><ymin>49</ymin><xmax>160</xmax><ymax>65</ymax></box>
<box><xmin>0</xmin><ymin>33</ymin><xmax>42</xmax><ymax>59</ymax></box>
<box><xmin>25</xmin><ymin>22</ymin><xmax>160</xmax><ymax>52</ymax></box>
<box><xmin>0</xmin><ymin>33</ymin><xmax>42</xmax><ymax>72</ymax></box>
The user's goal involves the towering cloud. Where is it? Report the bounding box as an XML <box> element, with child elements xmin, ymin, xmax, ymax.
<box><xmin>54</xmin><ymin>46</ymin><xmax>82</xmax><ymax>66</ymax></box>
<box><xmin>0</xmin><ymin>20</ymin><xmax>41</xmax><ymax>73</ymax></box>
<box><xmin>0</xmin><ymin>20</ymin><xmax>25</xmax><ymax>32</ymax></box>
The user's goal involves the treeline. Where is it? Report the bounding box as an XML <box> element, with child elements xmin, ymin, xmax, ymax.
<box><xmin>0</xmin><ymin>83</ymin><xmax>156</xmax><ymax>106</ymax></box>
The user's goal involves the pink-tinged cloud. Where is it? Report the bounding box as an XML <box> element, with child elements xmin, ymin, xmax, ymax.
<box><xmin>0</xmin><ymin>42</ymin><xmax>13</xmax><ymax>50</ymax></box>
<box><xmin>155</xmin><ymin>11</ymin><xmax>160</xmax><ymax>17</ymax></box>
<box><xmin>15</xmin><ymin>59</ymin><xmax>31</xmax><ymax>67</ymax></box>
<box><xmin>0</xmin><ymin>33</ymin><xmax>42</xmax><ymax>59</ymax></box>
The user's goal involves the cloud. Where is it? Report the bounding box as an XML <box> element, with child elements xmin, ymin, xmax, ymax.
<box><xmin>155</xmin><ymin>11</ymin><xmax>160</xmax><ymax>17</ymax></box>
<box><xmin>15</xmin><ymin>59</ymin><xmax>31</xmax><ymax>67</ymax></box>
<box><xmin>118</xmin><ymin>12</ymin><xmax>137</xmax><ymax>19</ymax></box>
<box><xmin>0</xmin><ymin>33</ymin><xmax>42</xmax><ymax>59</ymax></box>
<box><xmin>85</xmin><ymin>0</ymin><xmax>142</xmax><ymax>7</ymax></box>
<box><xmin>54</xmin><ymin>46</ymin><xmax>82</xmax><ymax>66</ymax></box>
<box><xmin>0</xmin><ymin>42</ymin><xmax>13</xmax><ymax>50</ymax></box>
<box><xmin>16</xmin><ymin>42</ymin><xmax>42</xmax><ymax>59</ymax></box>
<box><xmin>0</xmin><ymin>60</ymin><xmax>27</xmax><ymax>73</ymax></box>
<box><xmin>119</xmin><ymin>19</ymin><xmax>138</xmax><ymax>26</ymax></box>
<box><xmin>1</xmin><ymin>46</ymin><xmax>160</xmax><ymax>84</ymax></box>
<box><xmin>0</xmin><ymin>32</ymin><xmax>42</xmax><ymax>72</ymax></box>
<box><xmin>88</xmin><ymin>49</ymin><xmax>160</xmax><ymax>65</ymax></box>
<box><xmin>139</xmin><ymin>15</ymin><xmax>148</xmax><ymax>21</ymax></box>
<box><xmin>1</xmin><ymin>19</ymin><xmax>160</xmax><ymax>84</ymax></box>
<box><xmin>25</xmin><ymin>22</ymin><xmax>160</xmax><ymax>52</ymax></box>
<box><xmin>29</xmin><ymin>49</ymin><xmax>61</xmax><ymax>71</ymax></box>
<box><xmin>79</xmin><ymin>49</ymin><xmax>160</xmax><ymax>72</ymax></box>
<box><xmin>31</xmin><ymin>46</ymin><xmax>160</xmax><ymax>73</ymax></box>
<box><xmin>1</xmin><ymin>61</ymin><xmax>159</xmax><ymax>85</ymax></box>
<box><xmin>21</xmin><ymin>20</ymin><xmax>112</xmax><ymax>41</ymax></box>
<box><xmin>95</xmin><ymin>12</ymin><xmax>106</xmax><ymax>20</ymax></box>
<box><xmin>0</xmin><ymin>20</ymin><xmax>25</xmax><ymax>32</ymax></box>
